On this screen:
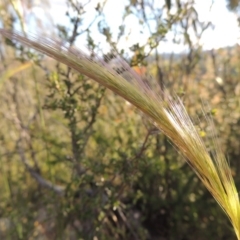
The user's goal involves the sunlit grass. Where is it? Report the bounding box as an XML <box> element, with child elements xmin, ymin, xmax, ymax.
<box><xmin>0</xmin><ymin>29</ymin><xmax>239</xmax><ymax>239</ymax></box>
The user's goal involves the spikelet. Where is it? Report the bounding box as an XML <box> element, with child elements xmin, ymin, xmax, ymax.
<box><xmin>1</xmin><ymin>29</ymin><xmax>240</xmax><ymax>239</ymax></box>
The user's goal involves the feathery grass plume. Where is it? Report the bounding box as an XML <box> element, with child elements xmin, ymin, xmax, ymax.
<box><xmin>1</xmin><ymin>29</ymin><xmax>240</xmax><ymax>238</ymax></box>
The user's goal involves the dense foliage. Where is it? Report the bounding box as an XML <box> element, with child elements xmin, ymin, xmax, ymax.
<box><xmin>0</xmin><ymin>1</ymin><xmax>240</xmax><ymax>239</ymax></box>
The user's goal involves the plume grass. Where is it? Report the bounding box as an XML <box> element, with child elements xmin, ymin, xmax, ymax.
<box><xmin>1</xmin><ymin>29</ymin><xmax>240</xmax><ymax>238</ymax></box>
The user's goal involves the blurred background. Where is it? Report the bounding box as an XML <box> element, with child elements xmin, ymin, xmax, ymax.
<box><xmin>0</xmin><ymin>0</ymin><xmax>240</xmax><ymax>239</ymax></box>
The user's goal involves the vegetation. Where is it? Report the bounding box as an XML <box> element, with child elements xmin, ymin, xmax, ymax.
<box><xmin>0</xmin><ymin>1</ymin><xmax>240</xmax><ymax>239</ymax></box>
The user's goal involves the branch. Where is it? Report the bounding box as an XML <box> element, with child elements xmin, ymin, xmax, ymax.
<box><xmin>17</xmin><ymin>139</ymin><xmax>65</xmax><ymax>195</ymax></box>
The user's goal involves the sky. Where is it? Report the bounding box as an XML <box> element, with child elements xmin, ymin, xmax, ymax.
<box><xmin>195</xmin><ymin>0</ymin><xmax>240</xmax><ymax>49</ymax></box>
<box><xmin>19</xmin><ymin>0</ymin><xmax>240</xmax><ymax>54</ymax></box>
